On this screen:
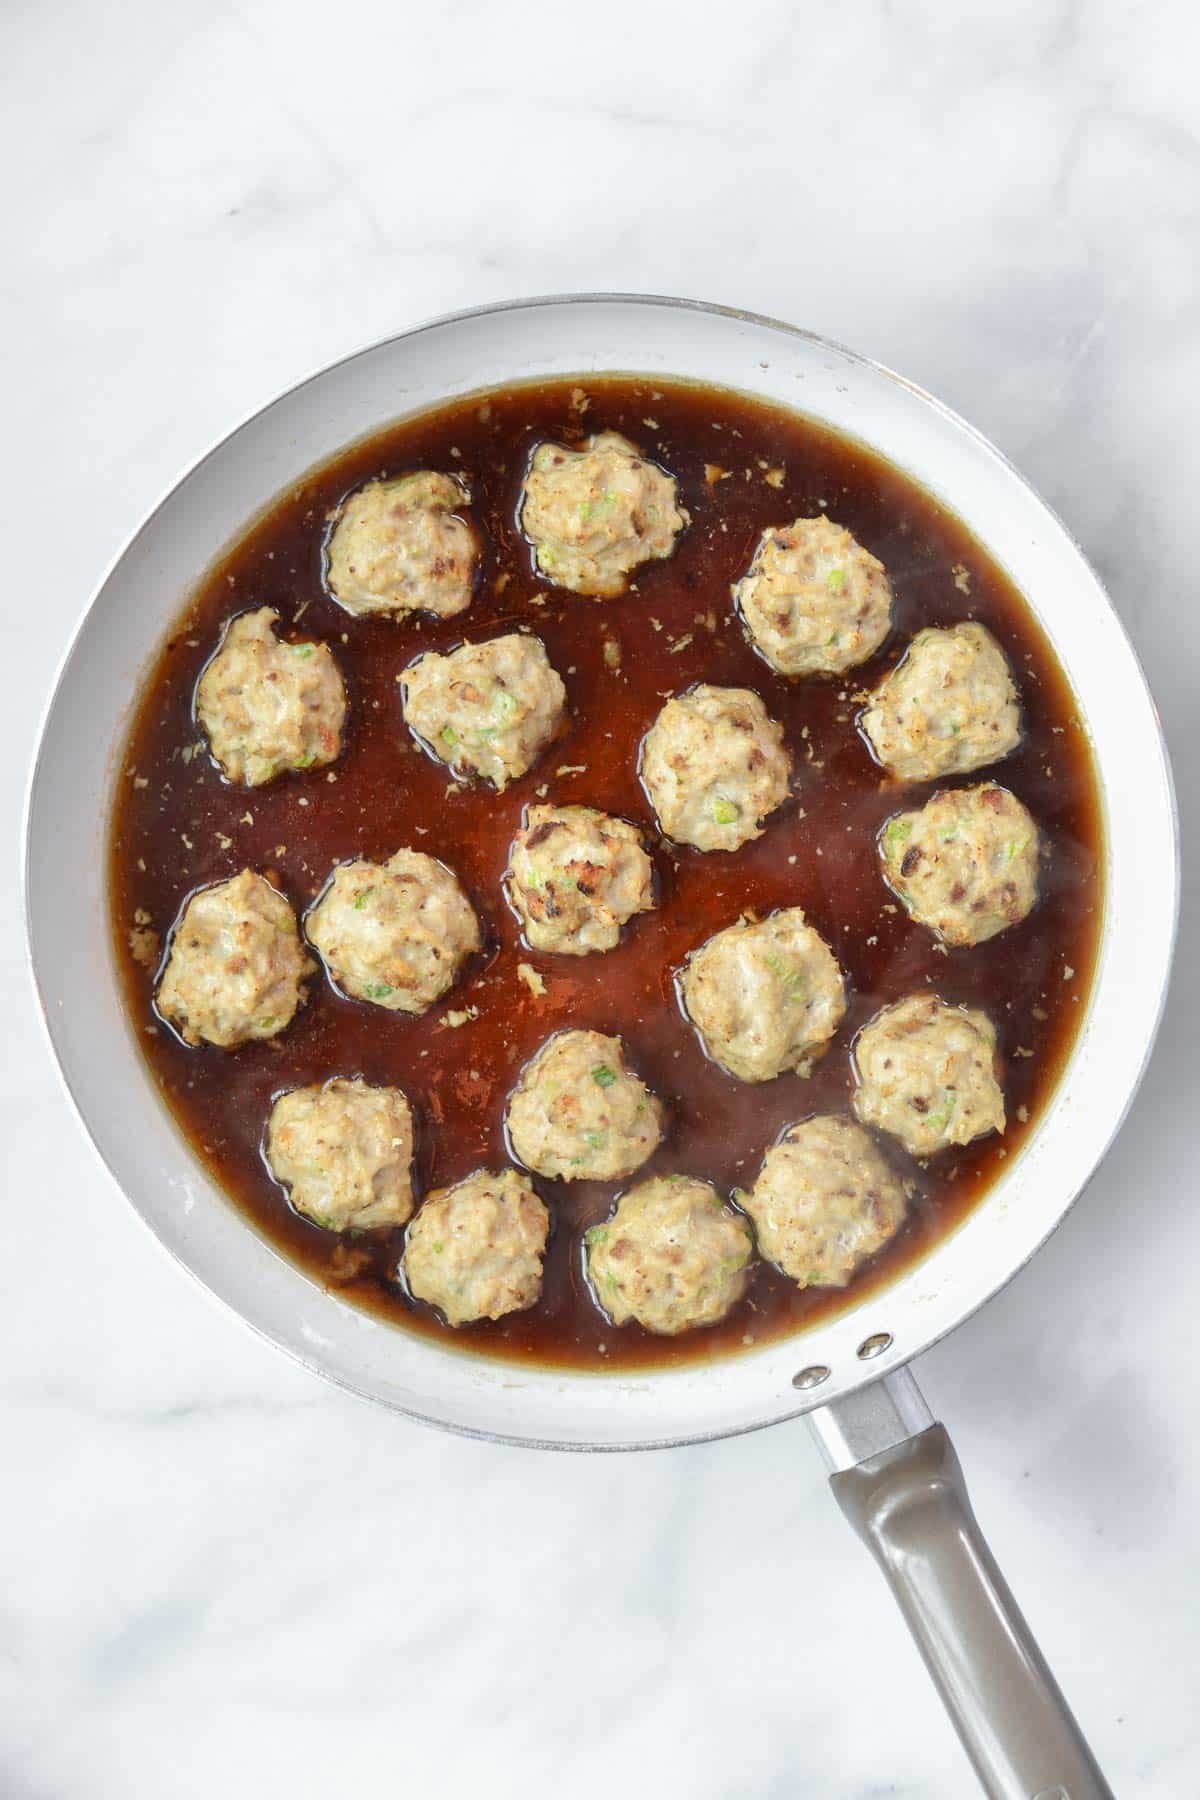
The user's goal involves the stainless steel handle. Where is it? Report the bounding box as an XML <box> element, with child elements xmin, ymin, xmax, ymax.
<box><xmin>808</xmin><ymin>1370</ymin><xmax>1112</xmax><ymax>1800</ymax></box>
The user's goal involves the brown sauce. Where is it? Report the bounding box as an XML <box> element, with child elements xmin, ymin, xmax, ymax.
<box><xmin>109</xmin><ymin>376</ymin><xmax>1103</xmax><ymax>1370</ymax></box>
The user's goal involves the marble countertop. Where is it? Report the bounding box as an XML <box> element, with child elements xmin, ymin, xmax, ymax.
<box><xmin>4</xmin><ymin>2</ymin><xmax>1198</xmax><ymax>1794</ymax></box>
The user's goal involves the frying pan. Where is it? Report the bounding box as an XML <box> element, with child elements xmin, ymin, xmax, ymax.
<box><xmin>24</xmin><ymin>295</ymin><xmax>1178</xmax><ymax>1799</ymax></box>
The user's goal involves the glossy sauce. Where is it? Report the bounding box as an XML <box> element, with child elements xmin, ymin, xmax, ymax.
<box><xmin>109</xmin><ymin>377</ymin><xmax>1103</xmax><ymax>1369</ymax></box>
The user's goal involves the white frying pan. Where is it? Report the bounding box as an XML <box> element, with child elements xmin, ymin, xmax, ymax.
<box><xmin>24</xmin><ymin>296</ymin><xmax>1177</xmax><ymax>1799</ymax></box>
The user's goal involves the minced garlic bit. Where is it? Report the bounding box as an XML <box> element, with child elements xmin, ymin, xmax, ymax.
<box><xmin>1063</xmin><ymin>965</ymin><xmax>1075</xmax><ymax>981</ymax></box>
<box><xmin>704</xmin><ymin>464</ymin><xmax>731</xmax><ymax>486</ymax></box>
<box><xmin>764</xmin><ymin>467</ymin><xmax>785</xmax><ymax>488</ymax></box>
<box><xmin>128</xmin><ymin>925</ymin><xmax>159</xmax><ymax>968</ymax></box>
<box><xmin>668</xmin><ymin>633</ymin><xmax>694</xmax><ymax>655</ymax></box>
<box><xmin>517</xmin><ymin>962</ymin><xmax>547</xmax><ymax>998</ymax></box>
<box><xmin>556</xmin><ymin>764</ymin><xmax>588</xmax><ymax>776</ymax></box>
<box><xmin>953</xmin><ymin>563</ymin><xmax>972</xmax><ymax>594</ymax></box>
<box><xmin>602</xmin><ymin>636</ymin><xmax>622</xmax><ymax>671</ymax></box>
<box><xmin>441</xmin><ymin>1006</ymin><xmax>479</xmax><ymax>1029</ymax></box>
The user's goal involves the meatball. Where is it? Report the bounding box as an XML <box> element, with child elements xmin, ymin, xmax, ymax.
<box><xmin>640</xmin><ymin>684</ymin><xmax>791</xmax><ymax>852</ymax></box>
<box><xmin>266</xmin><ymin>1078</ymin><xmax>415</xmax><ymax>1232</ymax></box>
<box><xmin>586</xmin><ymin>1175</ymin><xmax>753</xmax><ymax>1335</ymax></box>
<box><xmin>679</xmin><ymin>908</ymin><xmax>846</xmax><ymax>1082</ymax></box>
<box><xmin>196</xmin><ymin>607</ymin><xmax>346</xmax><ymax>787</ymax></box>
<box><xmin>325</xmin><ymin>471</ymin><xmax>477</xmax><ymax>619</ymax></box>
<box><xmin>507</xmin><ymin>805</ymin><xmax>654</xmax><ymax>956</ymax></box>
<box><xmin>853</xmin><ymin>993</ymin><xmax>1005</xmax><ymax>1158</ymax></box>
<box><xmin>860</xmin><ymin>622</ymin><xmax>1022</xmax><ymax>782</ymax></box>
<box><xmin>520</xmin><ymin>430</ymin><xmax>687</xmax><ymax>598</ymax></box>
<box><xmin>733</xmin><ymin>515</ymin><xmax>893</xmax><ymax>677</ymax></box>
<box><xmin>306</xmin><ymin>849</ymin><xmax>481</xmax><ymax>1014</ymax></box>
<box><xmin>739</xmin><ymin>1115</ymin><xmax>908</xmax><ymax>1288</ymax></box>
<box><xmin>404</xmin><ymin>1167</ymin><xmax>550</xmax><ymax>1327</ymax></box>
<box><xmin>880</xmin><ymin>782</ymin><xmax>1041</xmax><ymax>947</ymax></box>
<box><xmin>505</xmin><ymin>1029</ymin><xmax>664</xmax><ymax>1182</ymax></box>
<box><xmin>155</xmin><ymin>868</ymin><xmax>312</xmax><ymax>1048</ymax></box>
<box><xmin>401</xmin><ymin>633</ymin><xmax>566</xmax><ymax>790</ymax></box>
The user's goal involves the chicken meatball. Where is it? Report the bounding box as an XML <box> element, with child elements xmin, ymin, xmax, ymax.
<box><xmin>266</xmin><ymin>1078</ymin><xmax>415</xmax><ymax>1232</ymax></box>
<box><xmin>586</xmin><ymin>1175</ymin><xmax>753</xmax><ymax>1335</ymax></box>
<box><xmin>679</xmin><ymin>908</ymin><xmax>846</xmax><ymax>1082</ymax></box>
<box><xmin>507</xmin><ymin>805</ymin><xmax>654</xmax><ymax>956</ymax></box>
<box><xmin>520</xmin><ymin>430</ymin><xmax>687</xmax><ymax>598</ymax></box>
<box><xmin>860</xmin><ymin>622</ymin><xmax>1022</xmax><ymax>782</ymax></box>
<box><xmin>640</xmin><ymin>684</ymin><xmax>791</xmax><ymax>852</ymax></box>
<box><xmin>195</xmin><ymin>607</ymin><xmax>346</xmax><ymax>787</ymax></box>
<box><xmin>734</xmin><ymin>515</ymin><xmax>893</xmax><ymax>677</ymax></box>
<box><xmin>155</xmin><ymin>868</ymin><xmax>312</xmax><ymax>1048</ymax></box>
<box><xmin>401</xmin><ymin>633</ymin><xmax>566</xmax><ymax>790</ymax></box>
<box><xmin>404</xmin><ymin>1168</ymin><xmax>550</xmax><ymax>1327</ymax></box>
<box><xmin>739</xmin><ymin>1115</ymin><xmax>908</xmax><ymax>1288</ymax></box>
<box><xmin>306</xmin><ymin>849</ymin><xmax>481</xmax><ymax>1014</ymax></box>
<box><xmin>325</xmin><ymin>471</ymin><xmax>477</xmax><ymax>619</ymax></box>
<box><xmin>853</xmin><ymin>993</ymin><xmax>1005</xmax><ymax>1158</ymax></box>
<box><xmin>505</xmin><ymin>1029</ymin><xmax>664</xmax><ymax>1182</ymax></box>
<box><xmin>880</xmin><ymin>782</ymin><xmax>1041</xmax><ymax>947</ymax></box>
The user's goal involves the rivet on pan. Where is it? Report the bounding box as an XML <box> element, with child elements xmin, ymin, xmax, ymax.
<box><xmin>792</xmin><ymin>1364</ymin><xmax>831</xmax><ymax>1390</ymax></box>
<box><xmin>856</xmin><ymin>1333</ymin><xmax>893</xmax><ymax>1361</ymax></box>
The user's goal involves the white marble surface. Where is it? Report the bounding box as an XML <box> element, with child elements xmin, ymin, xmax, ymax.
<box><xmin>3</xmin><ymin>1</ymin><xmax>1198</xmax><ymax>1793</ymax></box>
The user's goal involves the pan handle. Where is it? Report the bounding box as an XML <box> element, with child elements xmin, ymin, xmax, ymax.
<box><xmin>808</xmin><ymin>1369</ymin><xmax>1113</xmax><ymax>1800</ymax></box>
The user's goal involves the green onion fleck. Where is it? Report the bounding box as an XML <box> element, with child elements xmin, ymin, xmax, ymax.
<box><xmin>711</xmin><ymin>797</ymin><xmax>739</xmax><ymax>825</ymax></box>
<box><xmin>440</xmin><ymin>725</ymin><xmax>459</xmax><ymax>747</ymax></box>
<box><xmin>826</xmin><ymin>567</ymin><xmax>846</xmax><ymax>593</ymax></box>
<box><xmin>585</xmin><ymin>1225</ymin><xmax>608</xmax><ymax>1245</ymax></box>
<box><xmin>362</xmin><ymin>982</ymin><xmax>394</xmax><ymax>1000</ymax></box>
<box><xmin>352</xmin><ymin>887</ymin><xmax>375</xmax><ymax>910</ymax></box>
<box><xmin>885</xmin><ymin>818</ymin><xmax>912</xmax><ymax>845</ymax></box>
<box><xmin>764</xmin><ymin>951</ymin><xmax>807</xmax><ymax>997</ymax></box>
<box><xmin>591</xmin><ymin>1064</ymin><xmax>617</xmax><ymax>1088</ymax></box>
